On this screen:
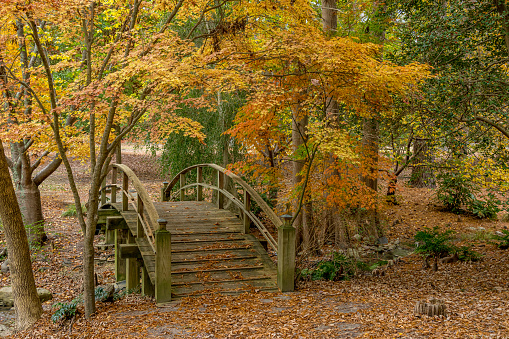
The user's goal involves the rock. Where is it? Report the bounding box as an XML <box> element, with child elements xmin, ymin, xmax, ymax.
<box><xmin>353</xmin><ymin>234</ymin><xmax>362</xmax><ymax>241</ymax></box>
<box><xmin>114</xmin><ymin>280</ymin><xmax>126</xmax><ymax>292</ymax></box>
<box><xmin>0</xmin><ymin>260</ymin><xmax>8</xmax><ymax>273</ymax></box>
<box><xmin>378</xmin><ymin>237</ymin><xmax>388</xmax><ymax>245</ymax></box>
<box><xmin>0</xmin><ymin>287</ymin><xmax>52</xmax><ymax>307</ymax></box>
<box><xmin>0</xmin><ymin>324</ymin><xmax>12</xmax><ymax>337</ymax></box>
<box><xmin>37</xmin><ymin>288</ymin><xmax>53</xmax><ymax>303</ymax></box>
<box><xmin>96</xmin><ymin>284</ymin><xmax>115</xmax><ymax>302</ymax></box>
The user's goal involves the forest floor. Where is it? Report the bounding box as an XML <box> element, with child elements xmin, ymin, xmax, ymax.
<box><xmin>2</xmin><ymin>145</ymin><xmax>509</xmax><ymax>338</ymax></box>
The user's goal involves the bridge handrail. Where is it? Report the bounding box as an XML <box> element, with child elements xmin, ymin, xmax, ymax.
<box><xmin>100</xmin><ymin>164</ymin><xmax>160</xmax><ymax>253</ymax></box>
<box><xmin>164</xmin><ymin>163</ymin><xmax>282</xmax><ymax>252</ymax></box>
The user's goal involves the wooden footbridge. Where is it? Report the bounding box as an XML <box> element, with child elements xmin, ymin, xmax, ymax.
<box><xmin>97</xmin><ymin>164</ymin><xmax>296</xmax><ymax>304</ymax></box>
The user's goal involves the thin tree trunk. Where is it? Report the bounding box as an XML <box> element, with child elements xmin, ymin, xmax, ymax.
<box><xmin>0</xmin><ymin>141</ymin><xmax>42</xmax><ymax>331</ymax></box>
<box><xmin>292</xmin><ymin>109</ymin><xmax>307</xmax><ymax>251</ymax></box>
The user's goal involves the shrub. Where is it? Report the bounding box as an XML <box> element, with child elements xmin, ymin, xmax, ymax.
<box><xmin>300</xmin><ymin>253</ymin><xmax>358</xmax><ymax>281</ymax></box>
<box><xmin>51</xmin><ymin>298</ymin><xmax>80</xmax><ymax>323</ymax></box>
<box><xmin>468</xmin><ymin>193</ymin><xmax>500</xmax><ymax>219</ymax></box>
<box><xmin>492</xmin><ymin>229</ymin><xmax>509</xmax><ymax>249</ymax></box>
<box><xmin>454</xmin><ymin>245</ymin><xmax>482</xmax><ymax>262</ymax></box>
<box><xmin>61</xmin><ymin>203</ymin><xmax>87</xmax><ymax>217</ymax></box>
<box><xmin>414</xmin><ymin>226</ymin><xmax>455</xmax><ymax>271</ymax></box>
<box><xmin>436</xmin><ymin>172</ymin><xmax>476</xmax><ymax>212</ymax></box>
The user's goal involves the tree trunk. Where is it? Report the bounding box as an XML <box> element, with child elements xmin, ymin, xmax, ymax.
<box><xmin>359</xmin><ymin>117</ymin><xmax>380</xmax><ymax>239</ymax></box>
<box><xmin>292</xmin><ymin>109</ymin><xmax>308</xmax><ymax>251</ymax></box>
<box><xmin>18</xmin><ymin>182</ymin><xmax>46</xmax><ymax>244</ymax></box>
<box><xmin>0</xmin><ymin>141</ymin><xmax>42</xmax><ymax>331</ymax></box>
<box><xmin>410</xmin><ymin>137</ymin><xmax>435</xmax><ymax>188</ymax></box>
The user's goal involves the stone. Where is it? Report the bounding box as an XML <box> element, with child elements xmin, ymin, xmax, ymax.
<box><xmin>114</xmin><ymin>280</ymin><xmax>126</xmax><ymax>292</ymax></box>
<box><xmin>0</xmin><ymin>287</ymin><xmax>52</xmax><ymax>307</ymax></box>
<box><xmin>0</xmin><ymin>324</ymin><xmax>12</xmax><ymax>337</ymax></box>
<box><xmin>378</xmin><ymin>237</ymin><xmax>388</xmax><ymax>245</ymax></box>
<box><xmin>353</xmin><ymin>234</ymin><xmax>362</xmax><ymax>241</ymax></box>
<box><xmin>96</xmin><ymin>284</ymin><xmax>115</xmax><ymax>302</ymax></box>
<box><xmin>1</xmin><ymin>260</ymin><xmax>9</xmax><ymax>273</ymax></box>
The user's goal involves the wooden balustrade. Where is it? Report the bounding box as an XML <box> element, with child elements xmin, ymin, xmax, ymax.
<box><xmin>163</xmin><ymin>164</ymin><xmax>282</xmax><ymax>253</ymax></box>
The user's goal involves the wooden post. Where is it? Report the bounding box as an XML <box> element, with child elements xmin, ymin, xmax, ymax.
<box><xmin>111</xmin><ymin>167</ymin><xmax>118</xmax><ymax>204</ymax></box>
<box><xmin>114</xmin><ymin>229</ymin><xmax>127</xmax><ymax>281</ymax></box>
<box><xmin>179</xmin><ymin>173</ymin><xmax>185</xmax><ymax>201</ymax></box>
<box><xmin>100</xmin><ymin>177</ymin><xmax>106</xmax><ymax>205</ymax></box>
<box><xmin>161</xmin><ymin>182</ymin><xmax>169</xmax><ymax>202</ymax></box>
<box><xmin>243</xmin><ymin>191</ymin><xmax>251</xmax><ymax>234</ymax></box>
<box><xmin>196</xmin><ymin>167</ymin><xmax>203</xmax><ymax>201</ymax></box>
<box><xmin>141</xmin><ymin>266</ymin><xmax>154</xmax><ymax>297</ymax></box>
<box><xmin>126</xmin><ymin>231</ymin><xmax>140</xmax><ymax>291</ymax></box>
<box><xmin>217</xmin><ymin>170</ymin><xmax>224</xmax><ymax>209</ymax></box>
<box><xmin>122</xmin><ymin>172</ymin><xmax>129</xmax><ymax>211</ymax></box>
<box><xmin>155</xmin><ymin>219</ymin><xmax>171</xmax><ymax>304</ymax></box>
<box><xmin>137</xmin><ymin>195</ymin><xmax>144</xmax><ymax>238</ymax></box>
<box><xmin>277</xmin><ymin>214</ymin><xmax>295</xmax><ymax>292</ymax></box>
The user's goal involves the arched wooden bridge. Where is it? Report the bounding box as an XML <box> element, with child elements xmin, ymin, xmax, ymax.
<box><xmin>97</xmin><ymin>163</ymin><xmax>295</xmax><ymax>304</ymax></box>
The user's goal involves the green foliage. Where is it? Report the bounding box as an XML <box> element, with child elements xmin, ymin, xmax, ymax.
<box><xmin>61</xmin><ymin>203</ymin><xmax>87</xmax><ymax>217</ymax></box>
<box><xmin>469</xmin><ymin>194</ymin><xmax>500</xmax><ymax>220</ymax></box>
<box><xmin>491</xmin><ymin>230</ymin><xmax>509</xmax><ymax>250</ymax></box>
<box><xmin>51</xmin><ymin>297</ymin><xmax>81</xmax><ymax>323</ymax></box>
<box><xmin>454</xmin><ymin>246</ymin><xmax>482</xmax><ymax>262</ymax></box>
<box><xmin>300</xmin><ymin>253</ymin><xmax>358</xmax><ymax>281</ymax></box>
<box><xmin>414</xmin><ymin>226</ymin><xmax>455</xmax><ymax>259</ymax></box>
<box><xmin>436</xmin><ymin>172</ymin><xmax>476</xmax><ymax>212</ymax></box>
<box><xmin>147</xmin><ymin>90</ymin><xmax>245</xmax><ymax>179</ymax></box>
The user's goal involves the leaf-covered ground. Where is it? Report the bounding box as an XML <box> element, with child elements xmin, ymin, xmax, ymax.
<box><xmin>2</xmin><ymin>146</ymin><xmax>509</xmax><ymax>338</ymax></box>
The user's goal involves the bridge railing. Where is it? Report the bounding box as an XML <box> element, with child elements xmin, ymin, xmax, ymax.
<box><xmin>99</xmin><ymin>164</ymin><xmax>172</xmax><ymax>302</ymax></box>
<box><xmin>163</xmin><ymin>164</ymin><xmax>282</xmax><ymax>253</ymax></box>
<box><xmin>100</xmin><ymin>164</ymin><xmax>162</xmax><ymax>252</ymax></box>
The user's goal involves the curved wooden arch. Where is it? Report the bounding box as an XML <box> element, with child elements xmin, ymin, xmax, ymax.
<box><xmin>164</xmin><ymin>164</ymin><xmax>282</xmax><ymax>252</ymax></box>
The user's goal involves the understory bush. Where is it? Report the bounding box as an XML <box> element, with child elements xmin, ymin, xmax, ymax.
<box><xmin>51</xmin><ymin>297</ymin><xmax>81</xmax><ymax>323</ymax></box>
<box><xmin>492</xmin><ymin>229</ymin><xmax>509</xmax><ymax>249</ymax></box>
<box><xmin>61</xmin><ymin>203</ymin><xmax>87</xmax><ymax>217</ymax></box>
<box><xmin>299</xmin><ymin>252</ymin><xmax>359</xmax><ymax>281</ymax></box>
<box><xmin>436</xmin><ymin>172</ymin><xmax>476</xmax><ymax>213</ymax></box>
<box><xmin>415</xmin><ymin>226</ymin><xmax>482</xmax><ymax>271</ymax></box>
<box><xmin>436</xmin><ymin>172</ymin><xmax>502</xmax><ymax>219</ymax></box>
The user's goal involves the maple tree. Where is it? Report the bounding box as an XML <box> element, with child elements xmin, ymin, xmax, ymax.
<box><xmin>218</xmin><ymin>0</ymin><xmax>429</xmax><ymax>249</ymax></box>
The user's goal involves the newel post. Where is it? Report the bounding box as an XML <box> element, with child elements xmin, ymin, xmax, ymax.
<box><xmin>155</xmin><ymin>219</ymin><xmax>172</xmax><ymax>304</ymax></box>
<box><xmin>277</xmin><ymin>214</ymin><xmax>295</xmax><ymax>292</ymax></box>
<box><xmin>161</xmin><ymin>182</ymin><xmax>169</xmax><ymax>202</ymax></box>
<box><xmin>111</xmin><ymin>167</ymin><xmax>118</xmax><ymax>204</ymax></box>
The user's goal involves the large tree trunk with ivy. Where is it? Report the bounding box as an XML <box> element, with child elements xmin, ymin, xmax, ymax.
<box><xmin>0</xmin><ymin>141</ymin><xmax>42</xmax><ymax>331</ymax></box>
<box><xmin>359</xmin><ymin>117</ymin><xmax>380</xmax><ymax>239</ymax></box>
<box><xmin>410</xmin><ymin>137</ymin><xmax>435</xmax><ymax>188</ymax></box>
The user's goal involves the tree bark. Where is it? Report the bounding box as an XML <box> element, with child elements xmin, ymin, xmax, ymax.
<box><xmin>359</xmin><ymin>117</ymin><xmax>380</xmax><ymax>239</ymax></box>
<box><xmin>0</xmin><ymin>141</ymin><xmax>42</xmax><ymax>331</ymax></box>
<box><xmin>292</xmin><ymin>108</ymin><xmax>308</xmax><ymax>251</ymax></box>
<box><xmin>410</xmin><ymin>137</ymin><xmax>435</xmax><ymax>188</ymax></box>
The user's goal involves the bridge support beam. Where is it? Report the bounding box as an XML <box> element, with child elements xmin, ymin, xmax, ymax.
<box><xmin>115</xmin><ymin>229</ymin><xmax>127</xmax><ymax>281</ymax></box>
<box><xmin>126</xmin><ymin>232</ymin><xmax>140</xmax><ymax>291</ymax></box>
<box><xmin>142</xmin><ymin>266</ymin><xmax>154</xmax><ymax>297</ymax></box>
<box><xmin>277</xmin><ymin>215</ymin><xmax>295</xmax><ymax>292</ymax></box>
<box><xmin>155</xmin><ymin>219</ymin><xmax>172</xmax><ymax>304</ymax></box>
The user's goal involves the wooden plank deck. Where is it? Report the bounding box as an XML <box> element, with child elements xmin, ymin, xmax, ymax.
<box><xmin>105</xmin><ymin>201</ymin><xmax>278</xmax><ymax>298</ymax></box>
